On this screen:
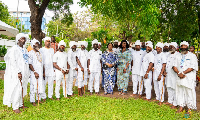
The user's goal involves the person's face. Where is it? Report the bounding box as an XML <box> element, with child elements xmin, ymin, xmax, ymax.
<box><xmin>59</xmin><ymin>45</ymin><xmax>65</xmax><ymax>52</ymax></box>
<box><xmin>45</xmin><ymin>40</ymin><xmax>51</xmax><ymax>48</ymax></box>
<box><xmin>169</xmin><ymin>45</ymin><xmax>176</xmax><ymax>54</ymax></box>
<box><xmin>122</xmin><ymin>42</ymin><xmax>126</xmax><ymax>48</ymax></box>
<box><xmin>93</xmin><ymin>43</ymin><xmax>98</xmax><ymax>50</ymax></box>
<box><xmin>180</xmin><ymin>45</ymin><xmax>188</xmax><ymax>54</ymax></box>
<box><xmin>142</xmin><ymin>42</ymin><xmax>145</xmax><ymax>48</ymax></box>
<box><xmin>135</xmin><ymin>45</ymin><xmax>140</xmax><ymax>51</ymax></box>
<box><xmin>98</xmin><ymin>45</ymin><xmax>101</xmax><ymax>49</ymax></box>
<box><xmin>33</xmin><ymin>42</ymin><xmax>40</xmax><ymax>51</ymax></box>
<box><xmin>189</xmin><ymin>46</ymin><xmax>195</xmax><ymax>53</ymax></box>
<box><xmin>71</xmin><ymin>45</ymin><xmax>77</xmax><ymax>52</ymax></box>
<box><xmin>51</xmin><ymin>37</ymin><xmax>56</xmax><ymax>43</ymax></box>
<box><xmin>108</xmin><ymin>43</ymin><xmax>113</xmax><ymax>51</ymax></box>
<box><xmin>18</xmin><ymin>37</ymin><xmax>26</xmax><ymax>47</ymax></box>
<box><xmin>163</xmin><ymin>46</ymin><xmax>169</xmax><ymax>52</ymax></box>
<box><xmin>156</xmin><ymin>47</ymin><xmax>162</xmax><ymax>54</ymax></box>
<box><xmin>146</xmin><ymin>46</ymin><xmax>152</xmax><ymax>53</ymax></box>
<box><xmin>81</xmin><ymin>45</ymin><xmax>85</xmax><ymax>50</ymax></box>
<box><xmin>114</xmin><ymin>42</ymin><xmax>118</xmax><ymax>48</ymax></box>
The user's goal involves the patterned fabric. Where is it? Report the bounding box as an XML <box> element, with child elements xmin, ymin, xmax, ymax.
<box><xmin>101</xmin><ymin>51</ymin><xmax>118</xmax><ymax>93</ymax></box>
<box><xmin>180</xmin><ymin>54</ymin><xmax>186</xmax><ymax>68</ymax></box>
<box><xmin>117</xmin><ymin>49</ymin><xmax>131</xmax><ymax>93</ymax></box>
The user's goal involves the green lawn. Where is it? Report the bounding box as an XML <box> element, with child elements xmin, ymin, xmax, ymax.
<box><xmin>0</xmin><ymin>80</ymin><xmax>199</xmax><ymax>119</ymax></box>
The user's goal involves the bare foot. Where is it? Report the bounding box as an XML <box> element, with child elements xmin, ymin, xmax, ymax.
<box><xmin>171</xmin><ymin>105</ymin><xmax>177</xmax><ymax>109</ymax></box>
<box><xmin>130</xmin><ymin>94</ymin><xmax>137</xmax><ymax>97</ymax></box>
<box><xmin>163</xmin><ymin>102</ymin><xmax>171</xmax><ymax>105</ymax></box>
<box><xmin>90</xmin><ymin>92</ymin><xmax>93</xmax><ymax>95</ymax></box>
<box><xmin>49</xmin><ymin>98</ymin><xmax>54</xmax><ymax>100</ymax></box>
<box><xmin>32</xmin><ymin>102</ymin><xmax>36</xmax><ymax>106</ymax></box>
<box><xmin>158</xmin><ymin>102</ymin><xmax>162</xmax><ymax>106</ymax></box>
<box><xmin>43</xmin><ymin>99</ymin><xmax>46</xmax><ymax>102</ymax></box>
<box><xmin>56</xmin><ymin>98</ymin><xmax>60</xmax><ymax>101</ymax></box>
<box><xmin>13</xmin><ymin>109</ymin><xmax>21</xmax><ymax>113</ymax></box>
<box><xmin>152</xmin><ymin>99</ymin><xmax>159</xmax><ymax>102</ymax></box>
<box><xmin>176</xmin><ymin>107</ymin><xmax>183</xmax><ymax>113</ymax></box>
<box><xmin>19</xmin><ymin>106</ymin><xmax>28</xmax><ymax>109</ymax></box>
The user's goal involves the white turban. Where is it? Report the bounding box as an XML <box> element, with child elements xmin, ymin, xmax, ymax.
<box><xmin>58</xmin><ymin>40</ymin><xmax>66</xmax><ymax>48</ymax></box>
<box><xmin>146</xmin><ymin>41</ymin><xmax>152</xmax><ymax>45</ymax></box>
<box><xmin>135</xmin><ymin>40</ymin><xmax>141</xmax><ymax>47</ymax></box>
<box><xmin>69</xmin><ymin>41</ymin><xmax>77</xmax><ymax>48</ymax></box>
<box><xmin>92</xmin><ymin>39</ymin><xmax>98</xmax><ymax>46</ymax></box>
<box><xmin>80</xmin><ymin>41</ymin><xmax>88</xmax><ymax>48</ymax></box>
<box><xmin>180</xmin><ymin>41</ymin><xmax>189</xmax><ymax>47</ymax></box>
<box><xmin>43</xmin><ymin>37</ymin><xmax>51</xmax><ymax>43</ymax></box>
<box><xmin>169</xmin><ymin>42</ymin><xmax>178</xmax><ymax>48</ymax></box>
<box><xmin>15</xmin><ymin>33</ymin><xmax>28</xmax><ymax>44</ymax></box>
<box><xmin>156</xmin><ymin>42</ymin><xmax>163</xmax><ymax>49</ymax></box>
<box><xmin>77</xmin><ymin>41</ymin><xmax>82</xmax><ymax>47</ymax></box>
<box><xmin>98</xmin><ymin>42</ymin><xmax>101</xmax><ymax>46</ymax></box>
<box><xmin>31</xmin><ymin>38</ymin><xmax>40</xmax><ymax>48</ymax></box>
<box><xmin>163</xmin><ymin>42</ymin><xmax>169</xmax><ymax>47</ymax></box>
<box><xmin>114</xmin><ymin>40</ymin><xmax>118</xmax><ymax>42</ymax></box>
<box><xmin>146</xmin><ymin>43</ymin><xmax>153</xmax><ymax>48</ymax></box>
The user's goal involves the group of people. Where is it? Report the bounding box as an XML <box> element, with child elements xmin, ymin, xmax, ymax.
<box><xmin>3</xmin><ymin>33</ymin><xmax>198</xmax><ymax>114</ymax></box>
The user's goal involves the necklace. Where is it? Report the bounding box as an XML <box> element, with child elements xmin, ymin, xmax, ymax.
<box><xmin>34</xmin><ymin>50</ymin><xmax>42</xmax><ymax>63</ymax></box>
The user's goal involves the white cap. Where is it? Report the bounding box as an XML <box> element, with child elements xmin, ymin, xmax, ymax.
<box><xmin>43</xmin><ymin>37</ymin><xmax>51</xmax><ymax>43</ymax></box>
<box><xmin>146</xmin><ymin>41</ymin><xmax>152</xmax><ymax>45</ymax></box>
<box><xmin>80</xmin><ymin>41</ymin><xmax>88</xmax><ymax>48</ymax></box>
<box><xmin>15</xmin><ymin>33</ymin><xmax>28</xmax><ymax>44</ymax></box>
<box><xmin>180</xmin><ymin>41</ymin><xmax>189</xmax><ymax>47</ymax></box>
<box><xmin>98</xmin><ymin>42</ymin><xmax>101</xmax><ymax>46</ymax></box>
<box><xmin>114</xmin><ymin>40</ymin><xmax>118</xmax><ymax>42</ymax></box>
<box><xmin>58</xmin><ymin>40</ymin><xmax>66</xmax><ymax>48</ymax></box>
<box><xmin>163</xmin><ymin>42</ymin><xmax>169</xmax><ymax>47</ymax></box>
<box><xmin>135</xmin><ymin>40</ymin><xmax>141</xmax><ymax>47</ymax></box>
<box><xmin>92</xmin><ymin>39</ymin><xmax>98</xmax><ymax>46</ymax></box>
<box><xmin>169</xmin><ymin>42</ymin><xmax>178</xmax><ymax>48</ymax></box>
<box><xmin>146</xmin><ymin>43</ymin><xmax>153</xmax><ymax>48</ymax></box>
<box><xmin>156</xmin><ymin>42</ymin><xmax>163</xmax><ymax>49</ymax></box>
<box><xmin>69</xmin><ymin>41</ymin><xmax>77</xmax><ymax>48</ymax></box>
<box><xmin>31</xmin><ymin>38</ymin><xmax>40</xmax><ymax>48</ymax></box>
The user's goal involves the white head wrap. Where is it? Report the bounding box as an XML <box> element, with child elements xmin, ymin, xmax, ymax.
<box><xmin>69</xmin><ymin>41</ymin><xmax>77</xmax><ymax>48</ymax></box>
<box><xmin>58</xmin><ymin>40</ymin><xmax>66</xmax><ymax>48</ymax></box>
<box><xmin>146</xmin><ymin>43</ymin><xmax>153</xmax><ymax>49</ymax></box>
<box><xmin>156</xmin><ymin>42</ymin><xmax>163</xmax><ymax>49</ymax></box>
<box><xmin>163</xmin><ymin>42</ymin><xmax>169</xmax><ymax>47</ymax></box>
<box><xmin>132</xmin><ymin>43</ymin><xmax>135</xmax><ymax>47</ymax></box>
<box><xmin>98</xmin><ymin>42</ymin><xmax>101</xmax><ymax>46</ymax></box>
<box><xmin>92</xmin><ymin>39</ymin><xmax>98</xmax><ymax>46</ymax></box>
<box><xmin>43</xmin><ymin>37</ymin><xmax>51</xmax><ymax>43</ymax></box>
<box><xmin>77</xmin><ymin>41</ymin><xmax>82</xmax><ymax>47</ymax></box>
<box><xmin>146</xmin><ymin>41</ymin><xmax>152</xmax><ymax>45</ymax></box>
<box><xmin>80</xmin><ymin>41</ymin><xmax>88</xmax><ymax>48</ymax></box>
<box><xmin>169</xmin><ymin>42</ymin><xmax>178</xmax><ymax>48</ymax></box>
<box><xmin>31</xmin><ymin>38</ymin><xmax>40</xmax><ymax>48</ymax></box>
<box><xmin>180</xmin><ymin>41</ymin><xmax>189</xmax><ymax>47</ymax></box>
<box><xmin>135</xmin><ymin>40</ymin><xmax>141</xmax><ymax>47</ymax></box>
<box><xmin>15</xmin><ymin>33</ymin><xmax>28</xmax><ymax>44</ymax></box>
<box><xmin>114</xmin><ymin>40</ymin><xmax>118</xmax><ymax>43</ymax></box>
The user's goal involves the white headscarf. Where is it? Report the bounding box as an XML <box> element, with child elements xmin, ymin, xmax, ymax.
<box><xmin>58</xmin><ymin>40</ymin><xmax>66</xmax><ymax>48</ymax></box>
<box><xmin>15</xmin><ymin>33</ymin><xmax>28</xmax><ymax>44</ymax></box>
<box><xmin>180</xmin><ymin>41</ymin><xmax>189</xmax><ymax>47</ymax></box>
<box><xmin>80</xmin><ymin>41</ymin><xmax>88</xmax><ymax>48</ymax></box>
<box><xmin>43</xmin><ymin>37</ymin><xmax>51</xmax><ymax>43</ymax></box>
<box><xmin>169</xmin><ymin>42</ymin><xmax>178</xmax><ymax>48</ymax></box>
<box><xmin>146</xmin><ymin>41</ymin><xmax>152</xmax><ymax>45</ymax></box>
<box><xmin>69</xmin><ymin>41</ymin><xmax>77</xmax><ymax>48</ymax></box>
<box><xmin>146</xmin><ymin>43</ymin><xmax>153</xmax><ymax>49</ymax></box>
<box><xmin>156</xmin><ymin>42</ymin><xmax>163</xmax><ymax>49</ymax></box>
<box><xmin>98</xmin><ymin>42</ymin><xmax>101</xmax><ymax>46</ymax></box>
<box><xmin>135</xmin><ymin>40</ymin><xmax>141</xmax><ymax>47</ymax></box>
<box><xmin>114</xmin><ymin>40</ymin><xmax>118</xmax><ymax>43</ymax></box>
<box><xmin>31</xmin><ymin>38</ymin><xmax>40</xmax><ymax>48</ymax></box>
<box><xmin>92</xmin><ymin>39</ymin><xmax>98</xmax><ymax>46</ymax></box>
<box><xmin>163</xmin><ymin>42</ymin><xmax>169</xmax><ymax>47</ymax></box>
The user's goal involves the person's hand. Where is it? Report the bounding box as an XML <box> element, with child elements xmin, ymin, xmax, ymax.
<box><xmin>178</xmin><ymin>73</ymin><xmax>185</xmax><ymax>79</ymax></box>
<box><xmin>61</xmin><ymin>69</ymin><xmax>65</xmax><ymax>74</ymax></box>
<box><xmin>123</xmin><ymin>68</ymin><xmax>127</xmax><ymax>73</ymax></box>
<box><xmin>34</xmin><ymin>72</ymin><xmax>39</xmax><ymax>79</ymax></box>
<box><xmin>75</xmin><ymin>68</ymin><xmax>78</xmax><ymax>71</ymax></box>
<box><xmin>43</xmin><ymin>72</ymin><xmax>45</xmax><ymax>78</ymax></box>
<box><xmin>152</xmin><ymin>67</ymin><xmax>154</xmax><ymax>72</ymax></box>
<box><xmin>66</xmin><ymin>70</ymin><xmax>69</xmax><ymax>74</ymax></box>
<box><xmin>117</xmin><ymin>68</ymin><xmax>119</xmax><ymax>72</ymax></box>
<box><xmin>105</xmin><ymin>63</ymin><xmax>109</xmax><ymax>66</ymax></box>
<box><xmin>163</xmin><ymin>71</ymin><xmax>167</xmax><ymax>77</ymax></box>
<box><xmin>88</xmin><ymin>69</ymin><xmax>90</xmax><ymax>74</ymax></box>
<box><xmin>157</xmin><ymin>74</ymin><xmax>162</xmax><ymax>81</ymax></box>
<box><xmin>144</xmin><ymin>73</ymin><xmax>148</xmax><ymax>79</ymax></box>
<box><xmin>81</xmin><ymin>67</ymin><xmax>84</xmax><ymax>72</ymax></box>
<box><xmin>108</xmin><ymin>64</ymin><xmax>113</xmax><ymax>68</ymax></box>
<box><xmin>18</xmin><ymin>73</ymin><xmax>22</xmax><ymax>80</ymax></box>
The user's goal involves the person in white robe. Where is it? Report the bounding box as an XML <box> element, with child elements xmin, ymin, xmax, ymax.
<box><xmin>88</xmin><ymin>39</ymin><xmax>102</xmax><ymax>95</ymax></box>
<box><xmin>113</xmin><ymin>40</ymin><xmax>120</xmax><ymax>54</ymax></box>
<box><xmin>153</xmin><ymin>42</ymin><xmax>167</xmax><ymax>105</ymax></box>
<box><xmin>130</xmin><ymin>40</ymin><xmax>146</xmax><ymax>97</ymax></box>
<box><xmin>29</xmin><ymin>39</ymin><xmax>45</xmax><ymax>106</ymax></box>
<box><xmin>165</xmin><ymin>42</ymin><xmax>179</xmax><ymax>108</ymax></box>
<box><xmin>76</xmin><ymin>41</ymin><xmax>89</xmax><ymax>96</ymax></box>
<box><xmin>140</xmin><ymin>43</ymin><xmax>154</xmax><ymax>101</ymax></box>
<box><xmin>53</xmin><ymin>40</ymin><xmax>69</xmax><ymax>100</ymax></box>
<box><xmin>40</xmin><ymin>37</ymin><xmax>54</xmax><ymax>100</ymax></box>
<box><xmin>3</xmin><ymin>33</ymin><xmax>29</xmax><ymax>113</ymax></box>
<box><xmin>68</xmin><ymin>41</ymin><xmax>78</xmax><ymax>96</ymax></box>
<box><xmin>163</xmin><ymin>42</ymin><xmax>170</xmax><ymax>58</ymax></box>
<box><xmin>172</xmin><ymin>41</ymin><xmax>198</xmax><ymax>113</ymax></box>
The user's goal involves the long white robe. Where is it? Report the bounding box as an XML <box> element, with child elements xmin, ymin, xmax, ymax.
<box><xmin>3</xmin><ymin>45</ymin><xmax>29</xmax><ymax>109</ymax></box>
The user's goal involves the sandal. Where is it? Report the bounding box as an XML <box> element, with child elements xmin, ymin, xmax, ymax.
<box><xmin>104</xmin><ymin>92</ymin><xmax>107</xmax><ymax>95</ymax></box>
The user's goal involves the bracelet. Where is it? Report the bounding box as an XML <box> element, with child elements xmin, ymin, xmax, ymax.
<box><xmin>178</xmin><ymin>72</ymin><xmax>181</xmax><ymax>75</ymax></box>
<box><xmin>181</xmin><ymin>72</ymin><xmax>185</xmax><ymax>75</ymax></box>
<box><xmin>33</xmin><ymin>71</ymin><xmax>36</xmax><ymax>74</ymax></box>
<box><xmin>146</xmin><ymin>73</ymin><xmax>149</xmax><ymax>74</ymax></box>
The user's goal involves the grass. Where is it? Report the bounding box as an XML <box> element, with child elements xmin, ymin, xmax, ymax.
<box><xmin>0</xmin><ymin>80</ymin><xmax>200</xmax><ymax>119</ymax></box>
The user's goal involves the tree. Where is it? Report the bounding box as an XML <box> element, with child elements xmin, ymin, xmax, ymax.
<box><xmin>0</xmin><ymin>1</ymin><xmax>9</xmax><ymax>22</ymax></box>
<box><xmin>28</xmin><ymin>0</ymin><xmax>73</xmax><ymax>46</ymax></box>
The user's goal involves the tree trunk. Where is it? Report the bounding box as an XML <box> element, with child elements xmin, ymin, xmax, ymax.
<box><xmin>28</xmin><ymin>0</ymin><xmax>50</xmax><ymax>47</ymax></box>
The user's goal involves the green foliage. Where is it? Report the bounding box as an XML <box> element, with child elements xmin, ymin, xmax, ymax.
<box><xmin>0</xmin><ymin>45</ymin><xmax>7</xmax><ymax>57</ymax></box>
<box><xmin>0</xmin><ymin>1</ymin><xmax>9</xmax><ymax>22</ymax></box>
<box><xmin>0</xmin><ymin>61</ymin><xmax>6</xmax><ymax>70</ymax></box>
<box><xmin>84</xmin><ymin>38</ymin><xmax>92</xmax><ymax>51</ymax></box>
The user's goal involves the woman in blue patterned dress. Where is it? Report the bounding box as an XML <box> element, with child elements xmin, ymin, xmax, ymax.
<box><xmin>117</xmin><ymin>40</ymin><xmax>131</xmax><ymax>95</ymax></box>
<box><xmin>101</xmin><ymin>43</ymin><xmax>118</xmax><ymax>95</ymax></box>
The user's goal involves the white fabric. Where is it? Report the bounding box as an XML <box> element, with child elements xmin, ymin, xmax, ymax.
<box><xmin>132</xmin><ymin>75</ymin><xmax>143</xmax><ymax>95</ymax></box>
<box><xmin>3</xmin><ymin>45</ymin><xmax>29</xmax><ymax>110</ymax></box>
<box><xmin>30</xmin><ymin>82</ymin><xmax>42</xmax><ymax>102</ymax></box>
<box><xmin>155</xmin><ymin>42</ymin><xmax>163</xmax><ymax>49</ymax></box>
<box><xmin>15</xmin><ymin>33</ymin><xmax>28</xmax><ymax>44</ymax></box>
<box><xmin>146</xmin><ymin>43</ymin><xmax>153</xmax><ymax>49</ymax></box>
<box><xmin>114</xmin><ymin>40</ymin><xmax>118</xmax><ymax>42</ymax></box>
<box><xmin>89</xmin><ymin>72</ymin><xmax>101</xmax><ymax>92</ymax></box>
<box><xmin>146</xmin><ymin>41</ymin><xmax>152</xmax><ymax>45</ymax></box>
<box><xmin>92</xmin><ymin>39</ymin><xmax>98</xmax><ymax>46</ymax></box>
<box><xmin>88</xmin><ymin>49</ymin><xmax>102</xmax><ymax>72</ymax></box>
<box><xmin>144</xmin><ymin>71</ymin><xmax>153</xmax><ymax>99</ymax></box>
<box><xmin>180</xmin><ymin>41</ymin><xmax>189</xmax><ymax>47</ymax></box>
<box><xmin>167</xmin><ymin>87</ymin><xmax>177</xmax><ymax>106</ymax></box>
<box><xmin>132</xmin><ymin>50</ymin><xmax>146</xmax><ymax>75</ymax></box>
<box><xmin>170</xmin><ymin>42</ymin><xmax>178</xmax><ymax>48</ymax></box>
<box><xmin>163</xmin><ymin>42</ymin><xmax>169</xmax><ymax>47</ymax></box>
<box><xmin>153</xmin><ymin>76</ymin><xmax>165</xmax><ymax>102</ymax></box>
<box><xmin>41</xmin><ymin>76</ymin><xmax>54</xmax><ymax>98</ymax></box>
<box><xmin>43</xmin><ymin>37</ymin><xmax>51</xmax><ymax>43</ymax></box>
<box><xmin>80</xmin><ymin>41</ymin><xmax>88</xmax><ymax>48</ymax></box>
<box><xmin>98</xmin><ymin>42</ymin><xmax>101</xmax><ymax>46</ymax></box>
<box><xmin>113</xmin><ymin>48</ymin><xmax>120</xmax><ymax>54</ymax></box>
<box><xmin>58</xmin><ymin>40</ymin><xmax>66</xmax><ymax>48</ymax></box>
<box><xmin>140</xmin><ymin>51</ymin><xmax>154</xmax><ymax>77</ymax></box>
<box><xmin>135</xmin><ymin>40</ymin><xmax>141</xmax><ymax>47</ymax></box>
<box><xmin>55</xmin><ymin>75</ymin><xmax>68</xmax><ymax>98</ymax></box>
<box><xmin>31</xmin><ymin>38</ymin><xmax>40</xmax><ymax>48</ymax></box>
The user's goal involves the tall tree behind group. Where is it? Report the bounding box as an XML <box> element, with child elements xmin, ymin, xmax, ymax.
<box><xmin>28</xmin><ymin>0</ymin><xmax>73</xmax><ymax>46</ymax></box>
